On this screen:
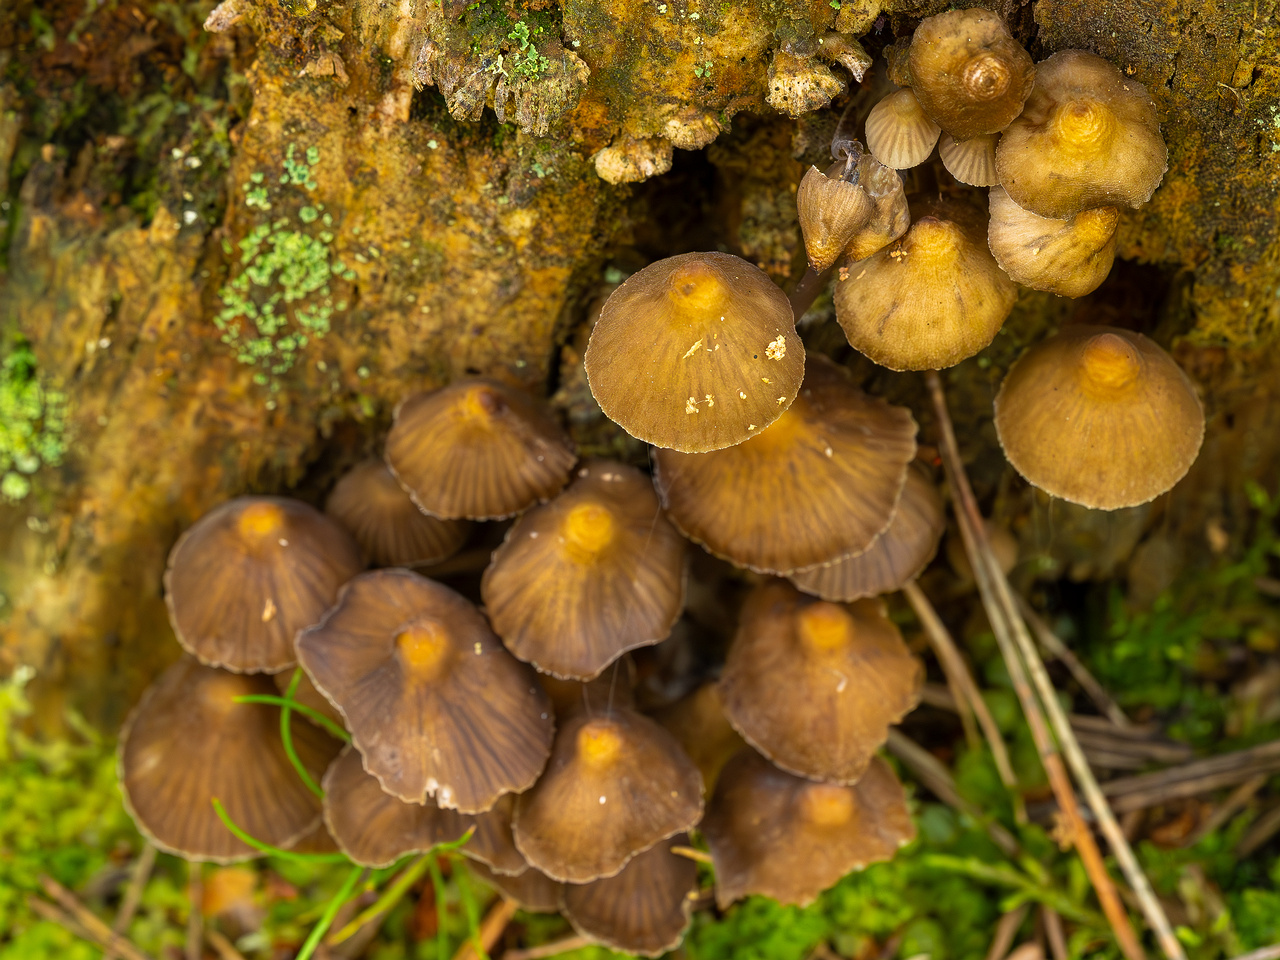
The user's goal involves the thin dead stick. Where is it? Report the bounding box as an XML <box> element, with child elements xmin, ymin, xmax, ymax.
<box><xmin>207</xmin><ymin>929</ymin><xmax>249</xmax><ymax>960</ymax></box>
<box><xmin>1015</xmin><ymin>595</ymin><xmax>1133</xmax><ymax>728</ymax></box>
<box><xmin>904</xmin><ymin>580</ymin><xmax>1024</xmax><ymax>820</ymax></box>
<box><xmin>926</xmin><ymin>371</ymin><xmax>1182</xmax><ymax>960</ymax></box>
<box><xmin>985</xmin><ymin>904</ymin><xmax>1031</xmax><ymax>960</ymax></box>
<box><xmin>104</xmin><ymin>843</ymin><xmax>156</xmax><ymax>960</ymax></box>
<box><xmin>503</xmin><ymin>934</ymin><xmax>595</xmax><ymax>960</ymax></box>
<box><xmin>1237</xmin><ymin>802</ymin><xmax>1280</xmax><ymax>858</ymax></box>
<box><xmin>32</xmin><ymin>879</ymin><xmax>156</xmax><ymax>960</ymax></box>
<box><xmin>924</xmin><ymin>372</ymin><xmax>1149</xmax><ymax>960</ymax></box>
<box><xmin>1183</xmin><ymin>776</ymin><xmax>1267</xmax><ymax>848</ymax></box>
<box><xmin>1102</xmin><ymin>741</ymin><xmax>1280</xmax><ymax>795</ymax></box>
<box><xmin>1230</xmin><ymin>942</ymin><xmax>1280</xmax><ymax>960</ymax></box>
<box><xmin>671</xmin><ymin>845</ymin><xmax>714</xmax><ymax>865</ymax></box>
<box><xmin>27</xmin><ymin>897</ymin><xmax>97</xmax><ymax>944</ymax></box>
<box><xmin>1042</xmin><ymin>907</ymin><xmax>1068</xmax><ymax>960</ymax></box>
<box><xmin>452</xmin><ymin>897</ymin><xmax>519</xmax><ymax>960</ymax></box>
<box><xmin>186</xmin><ymin>861</ymin><xmax>203</xmax><ymax>960</ymax></box>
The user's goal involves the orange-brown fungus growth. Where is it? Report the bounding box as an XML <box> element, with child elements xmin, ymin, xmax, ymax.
<box><xmin>562</xmin><ymin>835</ymin><xmax>699</xmax><ymax>957</ymax></box>
<box><xmin>906</xmin><ymin>8</ymin><xmax>1035</xmax><ymax>139</ymax></box>
<box><xmin>653</xmin><ymin>356</ymin><xmax>916</xmax><ymax>575</ymax></box>
<box><xmin>995</xmin><ymin>50</ymin><xmax>1167</xmax><ymax>219</ymax></box>
<box><xmin>325</xmin><ymin>459</ymin><xmax>470</xmax><ymax>567</ymax></box>
<box><xmin>702</xmin><ymin>749</ymin><xmax>915</xmax><ymax>908</ymax></box>
<box><xmin>482</xmin><ymin>461</ymin><xmax>686</xmax><ymax>681</ymax></box>
<box><xmin>513</xmin><ymin>709</ymin><xmax>704</xmax><ymax>883</ymax></box>
<box><xmin>164</xmin><ymin>496</ymin><xmax>363</xmax><ymax>674</ymax></box>
<box><xmin>718</xmin><ymin>582</ymin><xmax>923</xmax><ymax>783</ymax></box>
<box><xmin>119</xmin><ymin>657</ymin><xmax>339</xmax><ymax>862</ymax></box>
<box><xmin>833</xmin><ymin>197</ymin><xmax>1016</xmax><ymax>371</ymax></box>
<box><xmin>385</xmin><ymin>378</ymin><xmax>575</xmax><ymax>521</ymax></box>
<box><xmin>583</xmin><ymin>252</ymin><xmax>805</xmax><ymax>453</ymax></box>
<box><xmin>987</xmin><ymin>187</ymin><xmax>1119</xmax><ymax>297</ymax></box>
<box><xmin>864</xmin><ymin>88</ymin><xmax>941</xmax><ymax>169</ymax></box>
<box><xmin>296</xmin><ymin>569</ymin><xmax>554</xmax><ymax>812</ymax></box>
<box><xmin>790</xmin><ymin>463</ymin><xmax>945</xmax><ymax>602</ymax></box>
<box><xmin>994</xmin><ymin>326</ymin><xmax>1205</xmax><ymax>510</ymax></box>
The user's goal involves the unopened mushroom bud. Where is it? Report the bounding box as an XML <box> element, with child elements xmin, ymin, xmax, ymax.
<box><xmin>987</xmin><ymin>186</ymin><xmax>1119</xmax><ymax>297</ymax></box>
<box><xmin>995</xmin><ymin>50</ymin><xmax>1167</xmax><ymax>219</ymax></box>
<box><xmin>844</xmin><ymin>145</ymin><xmax>910</xmax><ymax>261</ymax></box>
<box><xmin>938</xmin><ymin>132</ymin><xmax>1000</xmax><ymax>187</ymax></box>
<box><xmin>796</xmin><ymin>162</ymin><xmax>874</xmax><ymax>272</ymax></box>
<box><xmin>864</xmin><ymin>87</ymin><xmax>941</xmax><ymax>169</ymax></box>
<box><xmin>906</xmin><ymin>7</ymin><xmax>1035</xmax><ymax>139</ymax></box>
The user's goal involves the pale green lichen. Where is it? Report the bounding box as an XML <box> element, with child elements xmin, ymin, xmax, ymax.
<box><xmin>0</xmin><ymin>338</ymin><xmax>68</xmax><ymax>502</ymax></box>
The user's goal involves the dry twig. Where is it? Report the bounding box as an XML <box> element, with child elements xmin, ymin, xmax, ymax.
<box><xmin>104</xmin><ymin>843</ymin><xmax>156</xmax><ymax>960</ymax></box>
<box><xmin>502</xmin><ymin>934</ymin><xmax>594</xmax><ymax>960</ymax></box>
<box><xmin>1237</xmin><ymin>802</ymin><xmax>1280</xmax><ymax>858</ymax></box>
<box><xmin>452</xmin><ymin>896</ymin><xmax>519</xmax><ymax>960</ymax></box>
<box><xmin>207</xmin><ymin>928</ymin><xmax>250</xmax><ymax>960</ymax></box>
<box><xmin>1042</xmin><ymin>907</ymin><xmax>1068</xmax><ymax>960</ymax></box>
<box><xmin>1229</xmin><ymin>942</ymin><xmax>1280</xmax><ymax>960</ymax></box>
<box><xmin>32</xmin><ymin>877</ymin><xmax>155</xmax><ymax>960</ymax></box>
<box><xmin>186</xmin><ymin>862</ymin><xmax>204</xmax><ymax>960</ymax></box>
<box><xmin>1182</xmin><ymin>775</ymin><xmax>1267</xmax><ymax>847</ymax></box>
<box><xmin>984</xmin><ymin>904</ymin><xmax>1030</xmax><ymax>960</ymax></box>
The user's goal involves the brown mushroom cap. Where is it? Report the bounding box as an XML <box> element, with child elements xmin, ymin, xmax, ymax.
<box><xmin>325</xmin><ymin>459</ymin><xmax>470</xmax><ymax>567</ymax></box>
<box><xmin>938</xmin><ymin>132</ymin><xmax>1000</xmax><ymax>187</ymax></box>
<box><xmin>273</xmin><ymin>668</ymin><xmax>345</xmax><ymax>728</ymax></box>
<box><xmin>987</xmin><ymin>187</ymin><xmax>1119</xmax><ymax>298</ymax></box>
<box><xmin>653</xmin><ymin>356</ymin><xmax>917</xmax><ymax>575</ymax></box>
<box><xmin>719</xmin><ymin>581</ymin><xmax>923</xmax><ymax>783</ymax></box>
<box><xmin>538</xmin><ymin>666</ymin><xmax>637</xmax><ymax>720</ymax></box>
<box><xmin>385</xmin><ymin>378</ymin><xmax>575</xmax><ymax>521</ymax></box>
<box><xmin>702</xmin><ymin>749</ymin><xmax>915</xmax><ymax>908</ymax></box>
<box><xmin>562</xmin><ymin>834</ymin><xmax>699</xmax><ymax>957</ymax></box>
<box><xmin>654</xmin><ymin>682</ymin><xmax>746</xmax><ymax>793</ymax></box>
<box><xmin>864</xmin><ymin>88</ymin><xmax>941</xmax><ymax>169</ymax></box>
<box><xmin>995</xmin><ymin>50</ymin><xmax>1167</xmax><ymax>219</ymax></box>
<box><xmin>789</xmin><ymin>463</ymin><xmax>945</xmax><ymax>602</ymax></box>
<box><xmin>512</xmin><ymin>708</ymin><xmax>704</xmax><ymax>883</ymax></box>
<box><xmin>468</xmin><ymin>860</ymin><xmax>565</xmax><ymax>913</ymax></box>
<box><xmin>482</xmin><ymin>461</ymin><xmax>686</xmax><ymax>681</ymax></box>
<box><xmin>833</xmin><ymin>196</ymin><xmax>1017</xmax><ymax>371</ymax></box>
<box><xmin>296</xmin><ymin>568</ymin><xmax>554</xmax><ymax>812</ymax></box>
<box><xmin>906</xmin><ymin>8</ymin><xmax>1035</xmax><ymax>140</ymax></box>
<box><xmin>797</xmin><ymin>163</ymin><xmax>874</xmax><ymax>272</ymax></box>
<box><xmin>164</xmin><ymin>496</ymin><xmax>364</xmax><ymax>674</ymax></box>
<box><xmin>583</xmin><ymin>252</ymin><xmax>806</xmax><ymax>453</ymax></box>
<box><xmin>993</xmin><ymin>326</ymin><xmax>1205</xmax><ymax>510</ymax></box>
<box><xmin>119</xmin><ymin>657</ymin><xmax>339</xmax><ymax>863</ymax></box>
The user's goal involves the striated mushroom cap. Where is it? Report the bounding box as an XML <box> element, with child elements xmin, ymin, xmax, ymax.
<box><xmin>789</xmin><ymin>463</ymin><xmax>945</xmax><ymax>602</ymax></box>
<box><xmin>939</xmin><ymin>132</ymin><xmax>1000</xmax><ymax>187</ymax></box>
<box><xmin>583</xmin><ymin>252</ymin><xmax>805</xmax><ymax>454</ymax></box>
<box><xmin>797</xmin><ymin>162</ymin><xmax>874</xmax><ymax>272</ymax></box>
<box><xmin>164</xmin><ymin>496</ymin><xmax>363</xmax><ymax>674</ymax></box>
<box><xmin>654</xmin><ymin>682</ymin><xmax>746</xmax><ymax>794</ymax></box>
<box><xmin>653</xmin><ymin>356</ymin><xmax>917</xmax><ymax>575</ymax></box>
<box><xmin>562</xmin><ymin>834</ymin><xmax>699</xmax><ymax>957</ymax></box>
<box><xmin>833</xmin><ymin>196</ymin><xmax>1017</xmax><ymax>371</ymax></box>
<box><xmin>513</xmin><ymin>708</ymin><xmax>704</xmax><ymax>883</ymax></box>
<box><xmin>385</xmin><ymin>378</ymin><xmax>575</xmax><ymax>521</ymax></box>
<box><xmin>995</xmin><ymin>50</ymin><xmax>1168</xmax><ymax>219</ymax></box>
<box><xmin>702</xmin><ymin>749</ymin><xmax>915</xmax><ymax>909</ymax></box>
<box><xmin>906</xmin><ymin>8</ymin><xmax>1035</xmax><ymax>139</ymax></box>
<box><xmin>469</xmin><ymin>860</ymin><xmax>565</xmax><ymax>913</ymax></box>
<box><xmin>719</xmin><ymin>581</ymin><xmax>923</xmax><ymax>783</ymax></box>
<box><xmin>539</xmin><ymin>667</ymin><xmax>637</xmax><ymax>720</ymax></box>
<box><xmin>296</xmin><ymin>569</ymin><xmax>554</xmax><ymax>812</ymax></box>
<box><xmin>325</xmin><ymin>459</ymin><xmax>470</xmax><ymax>567</ymax></box>
<box><xmin>482</xmin><ymin>461</ymin><xmax>686</xmax><ymax>681</ymax></box>
<box><xmin>119</xmin><ymin>657</ymin><xmax>339</xmax><ymax>863</ymax></box>
<box><xmin>994</xmin><ymin>326</ymin><xmax>1205</xmax><ymax>510</ymax></box>
<box><xmin>987</xmin><ymin>187</ymin><xmax>1119</xmax><ymax>298</ymax></box>
<box><xmin>864</xmin><ymin>88</ymin><xmax>941</xmax><ymax>169</ymax></box>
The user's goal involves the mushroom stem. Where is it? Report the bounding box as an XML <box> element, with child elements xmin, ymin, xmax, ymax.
<box><xmin>185</xmin><ymin>862</ymin><xmax>203</xmax><ymax>960</ymax></box>
<box><xmin>925</xmin><ymin>368</ymin><xmax>1183</xmax><ymax>960</ymax></box>
<box><xmin>787</xmin><ymin>264</ymin><xmax>834</xmax><ymax>321</ymax></box>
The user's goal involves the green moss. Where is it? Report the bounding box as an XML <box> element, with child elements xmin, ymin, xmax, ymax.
<box><xmin>0</xmin><ymin>337</ymin><xmax>68</xmax><ymax>502</ymax></box>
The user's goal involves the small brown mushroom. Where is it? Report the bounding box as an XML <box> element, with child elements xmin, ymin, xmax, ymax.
<box><xmin>325</xmin><ymin>459</ymin><xmax>470</xmax><ymax>567</ymax></box>
<box><xmin>562</xmin><ymin>834</ymin><xmax>699</xmax><ymax>957</ymax></box>
<box><xmin>119</xmin><ymin>657</ymin><xmax>339</xmax><ymax>862</ymax></box>
<box><xmin>296</xmin><ymin>568</ymin><xmax>554</xmax><ymax>812</ymax></box>
<box><xmin>702</xmin><ymin>749</ymin><xmax>915</xmax><ymax>908</ymax></box>
<box><xmin>995</xmin><ymin>50</ymin><xmax>1167</xmax><ymax>219</ymax></box>
<box><xmin>844</xmin><ymin>145</ymin><xmax>911</xmax><ymax>262</ymax></box>
<box><xmin>583</xmin><ymin>252</ymin><xmax>806</xmax><ymax>453</ymax></box>
<box><xmin>654</xmin><ymin>682</ymin><xmax>746</xmax><ymax>793</ymax></box>
<box><xmin>789</xmin><ymin>463</ymin><xmax>945</xmax><ymax>602</ymax></box>
<box><xmin>796</xmin><ymin>162</ymin><xmax>874</xmax><ymax>272</ymax></box>
<box><xmin>653</xmin><ymin>355</ymin><xmax>917</xmax><ymax>575</ymax></box>
<box><xmin>719</xmin><ymin>581</ymin><xmax>922</xmax><ymax>783</ymax></box>
<box><xmin>864</xmin><ymin>88</ymin><xmax>941</xmax><ymax>169</ymax></box>
<box><xmin>994</xmin><ymin>326</ymin><xmax>1205</xmax><ymax>509</ymax></box>
<box><xmin>272</xmin><ymin>669</ymin><xmax>345</xmax><ymax>728</ymax></box>
<box><xmin>987</xmin><ymin>187</ymin><xmax>1119</xmax><ymax>298</ymax></box>
<box><xmin>164</xmin><ymin>496</ymin><xmax>363</xmax><ymax>674</ymax></box>
<box><xmin>385</xmin><ymin>378</ymin><xmax>575</xmax><ymax>521</ymax></box>
<box><xmin>482</xmin><ymin>461</ymin><xmax>686</xmax><ymax>680</ymax></box>
<box><xmin>468</xmin><ymin>860</ymin><xmax>565</xmax><ymax>913</ymax></box>
<box><xmin>512</xmin><ymin>708</ymin><xmax>704</xmax><ymax>883</ymax></box>
<box><xmin>938</xmin><ymin>132</ymin><xmax>1000</xmax><ymax>187</ymax></box>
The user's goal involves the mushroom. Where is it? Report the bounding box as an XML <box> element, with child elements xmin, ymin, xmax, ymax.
<box><xmin>719</xmin><ymin>581</ymin><xmax>922</xmax><ymax>783</ymax></box>
<box><xmin>468</xmin><ymin>860</ymin><xmax>565</xmax><ymax>913</ymax></box>
<box><xmin>905</xmin><ymin>8</ymin><xmax>1035</xmax><ymax>140</ymax></box>
<box><xmin>325</xmin><ymin>459</ymin><xmax>470</xmax><ymax>567</ymax></box>
<box><xmin>789</xmin><ymin>463</ymin><xmax>945</xmax><ymax>602</ymax></box>
<box><xmin>796</xmin><ymin>141</ymin><xmax>909</xmax><ymax>270</ymax></box>
<box><xmin>653</xmin><ymin>356</ymin><xmax>917</xmax><ymax>575</ymax></box>
<box><xmin>987</xmin><ymin>186</ymin><xmax>1119</xmax><ymax>298</ymax></box>
<box><xmin>385</xmin><ymin>378</ymin><xmax>575</xmax><ymax>521</ymax></box>
<box><xmin>583</xmin><ymin>252</ymin><xmax>806</xmax><ymax>453</ymax></box>
<box><xmin>119</xmin><ymin>657</ymin><xmax>339</xmax><ymax>862</ymax></box>
<box><xmin>995</xmin><ymin>49</ymin><xmax>1167</xmax><ymax>219</ymax></box>
<box><xmin>993</xmin><ymin>326</ymin><xmax>1205</xmax><ymax>510</ymax></box>
<box><xmin>702</xmin><ymin>749</ymin><xmax>915</xmax><ymax>908</ymax></box>
<box><xmin>512</xmin><ymin>708</ymin><xmax>703</xmax><ymax>882</ymax></box>
<box><xmin>164</xmin><ymin>496</ymin><xmax>363</xmax><ymax>674</ymax></box>
<box><xmin>864</xmin><ymin>88</ymin><xmax>941</xmax><ymax>169</ymax></box>
<box><xmin>832</xmin><ymin>195</ymin><xmax>1017</xmax><ymax>371</ymax></box>
<box><xmin>296</xmin><ymin>568</ymin><xmax>555</xmax><ymax>812</ymax></box>
<box><xmin>538</xmin><ymin>665</ymin><xmax>637</xmax><ymax>720</ymax></box>
<box><xmin>938</xmin><ymin>132</ymin><xmax>1000</xmax><ymax>187</ymax></box>
<box><xmin>482</xmin><ymin>460</ymin><xmax>686</xmax><ymax>680</ymax></box>
<box><xmin>562</xmin><ymin>834</ymin><xmax>699</xmax><ymax>957</ymax></box>
<box><xmin>272</xmin><ymin>669</ymin><xmax>345</xmax><ymax>728</ymax></box>
<box><xmin>654</xmin><ymin>682</ymin><xmax>747</xmax><ymax>794</ymax></box>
